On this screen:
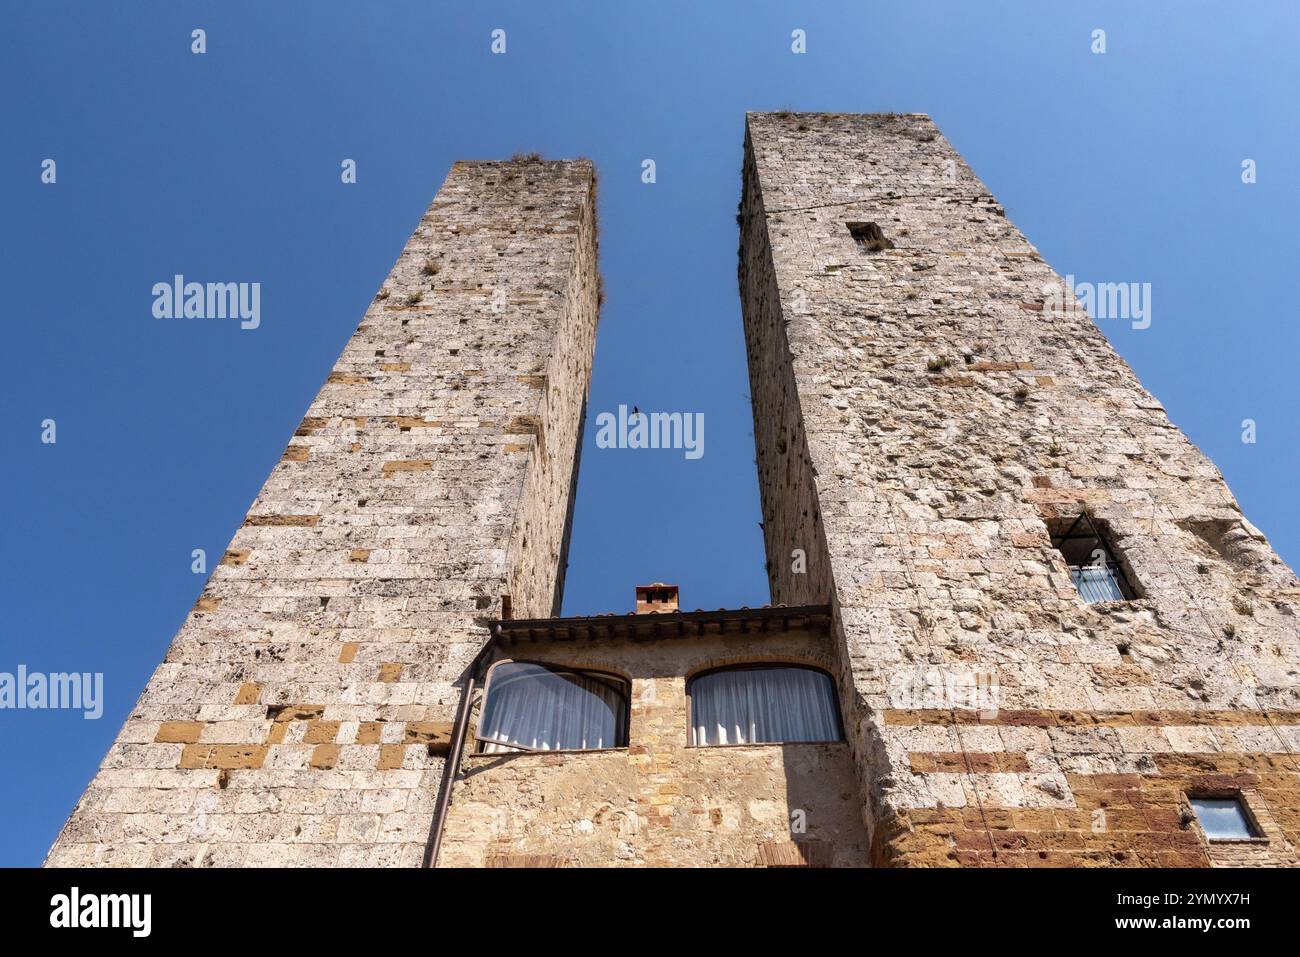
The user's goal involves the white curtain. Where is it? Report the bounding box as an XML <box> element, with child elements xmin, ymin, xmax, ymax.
<box><xmin>479</xmin><ymin>662</ymin><xmax>628</xmax><ymax>753</ymax></box>
<box><xmin>690</xmin><ymin>666</ymin><xmax>842</xmax><ymax>746</ymax></box>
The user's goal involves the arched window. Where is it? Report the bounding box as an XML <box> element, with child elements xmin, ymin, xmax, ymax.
<box><xmin>477</xmin><ymin>661</ymin><xmax>629</xmax><ymax>753</ymax></box>
<box><xmin>689</xmin><ymin>664</ymin><xmax>843</xmax><ymax>746</ymax></box>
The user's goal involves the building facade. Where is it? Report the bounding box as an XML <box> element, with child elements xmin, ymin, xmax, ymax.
<box><xmin>47</xmin><ymin>114</ymin><xmax>1300</xmax><ymax>868</ymax></box>
<box><xmin>436</xmin><ymin>589</ymin><xmax>869</xmax><ymax>867</ymax></box>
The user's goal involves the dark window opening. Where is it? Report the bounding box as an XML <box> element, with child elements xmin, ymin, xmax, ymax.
<box><xmin>476</xmin><ymin>661</ymin><xmax>628</xmax><ymax>753</ymax></box>
<box><xmin>688</xmin><ymin>664</ymin><xmax>843</xmax><ymax>746</ymax></box>
<box><xmin>1189</xmin><ymin>795</ymin><xmax>1260</xmax><ymax>841</ymax></box>
<box><xmin>1049</xmin><ymin>513</ymin><xmax>1137</xmax><ymax>603</ymax></box>
<box><xmin>846</xmin><ymin>221</ymin><xmax>893</xmax><ymax>252</ymax></box>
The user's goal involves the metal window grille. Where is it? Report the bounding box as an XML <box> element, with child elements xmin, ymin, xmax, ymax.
<box><xmin>1052</xmin><ymin>513</ymin><xmax>1136</xmax><ymax>603</ymax></box>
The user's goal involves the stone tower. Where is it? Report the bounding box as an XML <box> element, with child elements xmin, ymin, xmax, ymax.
<box><xmin>47</xmin><ymin>158</ymin><xmax>600</xmax><ymax>866</ymax></box>
<box><xmin>739</xmin><ymin>112</ymin><xmax>1300</xmax><ymax>866</ymax></box>
<box><xmin>46</xmin><ymin>117</ymin><xmax>1300</xmax><ymax>870</ymax></box>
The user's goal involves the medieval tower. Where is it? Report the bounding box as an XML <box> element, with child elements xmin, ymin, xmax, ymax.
<box><xmin>46</xmin><ymin>114</ymin><xmax>1300</xmax><ymax>868</ymax></box>
<box><xmin>46</xmin><ymin>158</ymin><xmax>601</xmax><ymax>866</ymax></box>
<box><xmin>739</xmin><ymin>112</ymin><xmax>1300</xmax><ymax>866</ymax></box>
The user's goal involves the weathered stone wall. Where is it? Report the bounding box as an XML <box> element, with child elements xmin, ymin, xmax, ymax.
<box><xmin>438</xmin><ymin>624</ymin><xmax>869</xmax><ymax>867</ymax></box>
<box><xmin>46</xmin><ymin>158</ymin><xmax>600</xmax><ymax>867</ymax></box>
<box><xmin>739</xmin><ymin>112</ymin><xmax>1300</xmax><ymax>866</ymax></box>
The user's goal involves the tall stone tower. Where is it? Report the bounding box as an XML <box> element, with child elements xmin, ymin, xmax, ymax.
<box><xmin>47</xmin><ymin>158</ymin><xmax>599</xmax><ymax>866</ymax></box>
<box><xmin>739</xmin><ymin>112</ymin><xmax>1300</xmax><ymax>866</ymax></box>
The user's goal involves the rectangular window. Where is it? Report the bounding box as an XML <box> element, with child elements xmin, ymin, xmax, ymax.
<box><xmin>1049</xmin><ymin>513</ymin><xmax>1137</xmax><ymax>603</ymax></box>
<box><xmin>1190</xmin><ymin>796</ymin><xmax>1260</xmax><ymax>840</ymax></box>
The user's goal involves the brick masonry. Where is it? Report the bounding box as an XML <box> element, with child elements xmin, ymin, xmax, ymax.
<box><xmin>46</xmin><ymin>157</ymin><xmax>600</xmax><ymax>867</ymax></box>
<box><xmin>738</xmin><ymin>112</ymin><xmax>1300</xmax><ymax>867</ymax></box>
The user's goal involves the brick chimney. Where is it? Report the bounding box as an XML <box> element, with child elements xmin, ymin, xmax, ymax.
<box><xmin>635</xmin><ymin>583</ymin><xmax>679</xmax><ymax>614</ymax></box>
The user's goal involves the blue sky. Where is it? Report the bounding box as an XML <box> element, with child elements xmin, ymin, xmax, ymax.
<box><xmin>3</xmin><ymin>1</ymin><xmax>1298</xmax><ymax>866</ymax></box>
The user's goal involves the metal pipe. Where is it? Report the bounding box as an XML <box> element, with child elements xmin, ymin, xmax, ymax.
<box><xmin>422</xmin><ymin>633</ymin><xmax>496</xmax><ymax>869</ymax></box>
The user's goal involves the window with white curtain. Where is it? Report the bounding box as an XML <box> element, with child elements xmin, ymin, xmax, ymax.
<box><xmin>688</xmin><ymin>665</ymin><xmax>843</xmax><ymax>746</ymax></box>
<box><xmin>477</xmin><ymin>661</ymin><xmax>629</xmax><ymax>753</ymax></box>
